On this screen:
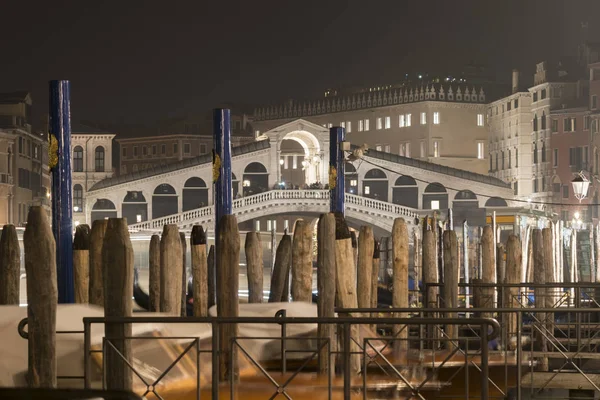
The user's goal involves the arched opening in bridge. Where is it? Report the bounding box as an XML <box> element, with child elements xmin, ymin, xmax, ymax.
<box><xmin>243</xmin><ymin>162</ymin><xmax>268</xmax><ymax>196</ymax></box>
<box><xmin>279</xmin><ymin>130</ymin><xmax>322</xmax><ymax>186</ymax></box>
<box><xmin>485</xmin><ymin>197</ymin><xmax>508</xmax><ymax>207</ymax></box>
<box><xmin>91</xmin><ymin>199</ymin><xmax>117</xmax><ymax>222</ymax></box>
<box><xmin>183</xmin><ymin>177</ymin><xmax>208</xmax><ymax>211</ymax></box>
<box><xmin>363</xmin><ymin>168</ymin><xmax>388</xmax><ymax>201</ymax></box>
<box><xmin>453</xmin><ymin>190</ymin><xmax>478</xmax><ymax>209</ymax></box>
<box><xmin>345</xmin><ymin>162</ymin><xmax>358</xmax><ymax>194</ymax></box>
<box><xmin>153</xmin><ymin>183</ymin><xmax>178</xmax><ymax>218</ymax></box>
<box><xmin>232</xmin><ymin>173</ymin><xmax>239</xmax><ymax>198</ymax></box>
<box><xmin>392</xmin><ymin>175</ymin><xmax>418</xmax><ymax>208</ymax></box>
<box><xmin>279</xmin><ymin>139</ymin><xmax>306</xmax><ymax>189</ymax></box>
<box><xmin>122</xmin><ymin>191</ymin><xmax>148</xmax><ymax>224</ymax></box>
<box><xmin>422</xmin><ymin>183</ymin><xmax>448</xmax><ymax>210</ymax></box>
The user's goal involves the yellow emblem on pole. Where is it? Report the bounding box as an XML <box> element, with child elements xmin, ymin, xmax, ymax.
<box><xmin>212</xmin><ymin>151</ymin><xmax>221</xmax><ymax>183</ymax></box>
<box><xmin>329</xmin><ymin>166</ymin><xmax>337</xmax><ymax>189</ymax></box>
<box><xmin>48</xmin><ymin>133</ymin><xmax>59</xmax><ymax>169</ymax></box>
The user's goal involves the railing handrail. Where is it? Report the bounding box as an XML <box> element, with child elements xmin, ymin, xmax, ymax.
<box><xmin>128</xmin><ymin>189</ymin><xmax>418</xmax><ymax>231</ymax></box>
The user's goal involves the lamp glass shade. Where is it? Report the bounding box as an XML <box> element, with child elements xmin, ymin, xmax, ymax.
<box><xmin>572</xmin><ymin>175</ymin><xmax>590</xmax><ymax>201</ymax></box>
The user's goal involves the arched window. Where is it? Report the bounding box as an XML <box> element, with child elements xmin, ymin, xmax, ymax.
<box><xmin>533</xmin><ymin>114</ymin><xmax>538</xmax><ymax>131</ymax></box>
<box><xmin>73</xmin><ymin>146</ymin><xmax>83</xmax><ymax>172</ymax></box>
<box><xmin>73</xmin><ymin>184</ymin><xmax>83</xmax><ymax>212</ymax></box>
<box><xmin>95</xmin><ymin>146</ymin><xmax>105</xmax><ymax>172</ymax></box>
<box><xmin>533</xmin><ymin>142</ymin><xmax>538</xmax><ymax>164</ymax></box>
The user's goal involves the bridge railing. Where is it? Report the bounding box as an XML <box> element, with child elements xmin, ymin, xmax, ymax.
<box><xmin>346</xmin><ymin>193</ymin><xmax>419</xmax><ymax>219</ymax></box>
<box><xmin>128</xmin><ymin>189</ymin><xmax>418</xmax><ymax>231</ymax></box>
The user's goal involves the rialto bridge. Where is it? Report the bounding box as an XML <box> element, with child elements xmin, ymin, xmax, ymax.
<box><xmin>85</xmin><ymin>119</ymin><xmax>514</xmax><ymax>235</ymax></box>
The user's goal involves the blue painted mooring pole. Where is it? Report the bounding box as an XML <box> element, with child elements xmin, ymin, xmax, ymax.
<box><xmin>49</xmin><ymin>80</ymin><xmax>74</xmax><ymax>304</ymax></box>
<box><xmin>329</xmin><ymin>127</ymin><xmax>345</xmax><ymax>214</ymax></box>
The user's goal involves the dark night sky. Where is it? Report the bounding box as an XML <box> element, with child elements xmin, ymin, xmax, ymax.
<box><xmin>1</xmin><ymin>0</ymin><xmax>599</xmax><ymax>131</ymax></box>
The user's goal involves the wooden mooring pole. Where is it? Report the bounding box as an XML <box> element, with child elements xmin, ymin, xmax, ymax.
<box><xmin>269</xmin><ymin>233</ymin><xmax>292</xmax><ymax>303</ymax></box>
<box><xmin>73</xmin><ymin>224</ymin><xmax>90</xmax><ymax>303</ymax></box>
<box><xmin>443</xmin><ymin>230</ymin><xmax>459</xmax><ymax>345</ymax></box>
<box><xmin>392</xmin><ymin>218</ymin><xmax>409</xmax><ymax>352</ymax></box>
<box><xmin>357</xmin><ymin>225</ymin><xmax>374</xmax><ymax>310</ymax></box>
<box><xmin>160</xmin><ymin>224</ymin><xmax>183</xmax><ymax>315</ymax></box>
<box><xmin>0</xmin><ymin>224</ymin><xmax>20</xmax><ymax>305</ymax></box>
<box><xmin>216</xmin><ymin>215</ymin><xmax>240</xmax><ymax>381</ymax></box>
<box><xmin>148</xmin><ymin>234</ymin><xmax>160</xmax><ymax>312</ymax></box>
<box><xmin>291</xmin><ymin>220</ymin><xmax>313</xmax><ymax>302</ymax></box>
<box><xmin>24</xmin><ymin>207</ymin><xmax>57</xmax><ymax>388</ymax></box>
<box><xmin>191</xmin><ymin>226</ymin><xmax>208</xmax><ymax>316</ymax></box>
<box><xmin>102</xmin><ymin>218</ymin><xmax>133</xmax><ymax>391</ymax></box>
<box><xmin>89</xmin><ymin>219</ymin><xmax>107</xmax><ymax>307</ymax></box>
<box><xmin>317</xmin><ymin>213</ymin><xmax>336</xmax><ymax>375</ymax></box>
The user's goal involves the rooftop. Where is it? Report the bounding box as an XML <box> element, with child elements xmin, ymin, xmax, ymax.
<box><xmin>0</xmin><ymin>91</ymin><xmax>31</xmax><ymax>104</ymax></box>
<box><xmin>71</xmin><ymin>122</ymin><xmax>114</xmax><ymax>134</ymax></box>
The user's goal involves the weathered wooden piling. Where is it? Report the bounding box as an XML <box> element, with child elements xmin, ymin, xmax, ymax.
<box><xmin>291</xmin><ymin>220</ymin><xmax>313</xmax><ymax>302</ymax></box>
<box><xmin>148</xmin><ymin>234</ymin><xmax>160</xmax><ymax>312</ymax></box>
<box><xmin>392</xmin><ymin>218</ymin><xmax>409</xmax><ymax>352</ymax></box>
<box><xmin>89</xmin><ymin>219</ymin><xmax>107</xmax><ymax>307</ymax></box>
<box><xmin>479</xmin><ymin>226</ymin><xmax>496</xmax><ymax>316</ymax></box>
<box><xmin>24</xmin><ymin>207</ymin><xmax>57</xmax><ymax>388</ymax></box>
<box><xmin>422</xmin><ymin>228</ymin><xmax>438</xmax><ymax>345</ymax></box>
<box><xmin>160</xmin><ymin>224</ymin><xmax>183</xmax><ymax>315</ymax></box>
<box><xmin>0</xmin><ymin>224</ymin><xmax>20</xmax><ymax>305</ymax></box>
<box><xmin>357</xmin><ymin>226</ymin><xmax>374</xmax><ymax>309</ymax></box>
<box><xmin>207</xmin><ymin>245</ymin><xmax>216</xmax><ymax>308</ymax></box>
<box><xmin>73</xmin><ymin>225</ymin><xmax>90</xmax><ymax>303</ymax></box>
<box><xmin>245</xmin><ymin>231</ymin><xmax>263</xmax><ymax>304</ymax></box>
<box><xmin>532</xmin><ymin>228</ymin><xmax>548</xmax><ymax>371</ymax></box>
<box><xmin>505</xmin><ymin>235</ymin><xmax>522</xmax><ymax>350</ymax></box>
<box><xmin>216</xmin><ymin>215</ymin><xmax>240</xmax><ymax>381</ymax></box>
<box><xmin>317</xmin><ymin>213</ymin><xmax>336</xmax><ymax>375</ymax></box>
<box><xmin>268</xmin><ymin>234</ymin><xmax>292</xmax><ymax>303</ymax></box>
<box><xmin>180</xmin><ymin>232</ymin><xmax>187</xmax><ymax>317</ymax></box>
<box><xmin>102</xmin><ymin>218</ymin><xmax>133</xmax><ymax>391</ymax></box>
<box><xmin>191</xmin><ymin>226</ymin><xmax>208</xmax><ymax>316</ymax></box>
<box><xmin>496</xmin><ymin>243</ymin><xmax>505</xmax><ymax>307</ymax></box>
<box><xmin>334</xmin><ymin>213</ymin><xmax>360</xmax><ymax>374</ymax></box>
<box><xmin>443</xmin><ymin>230</ymin><xmax>459</xmax><ymax>345</ymax></box>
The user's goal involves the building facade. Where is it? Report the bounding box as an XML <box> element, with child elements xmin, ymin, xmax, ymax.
<box><xmin>70</xmin><ymin>123</ymin><xmax>116</xmax><ymax>226</ymax></box>
<box><xmin>252</xmin><ymin>83</ymin><xmax>491</xmax><ymax>175</ymax></box>
<box><xmin>116</xmin><ymin>113</ymin><xmax>254</xmax><ymax>175</ymax></box>
<box><xmin>0</xmin><ymin>92</ymin><xmax>50</xmax><ymax>226</ymax></box>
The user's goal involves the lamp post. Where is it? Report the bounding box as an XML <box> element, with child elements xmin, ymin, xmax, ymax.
<box><xmin>572</xmin><ymin>172</ymin><xmax>590</xmax><ymax>203</ymax></box>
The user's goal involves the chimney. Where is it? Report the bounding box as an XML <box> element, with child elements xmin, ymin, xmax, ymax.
<box><xmin>512</xmin><ymin>69</ymin><xmax>520</xmax><ymax>94</ymax></box>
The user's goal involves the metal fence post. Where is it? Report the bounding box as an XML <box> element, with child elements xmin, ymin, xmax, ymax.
<box><xmin>212</xmin><ymin>321</ymin><xmax>219</xmax><ymax>400</ymax></box>
<box><xmin>481</xmin><ymin>322</ymin><xmax>489</xmax><ymax>400</ymax></box>
<box><xmin>343</xmin><ymin>322</ymin><xmax>351</xmax><ymax>400</ymax></box>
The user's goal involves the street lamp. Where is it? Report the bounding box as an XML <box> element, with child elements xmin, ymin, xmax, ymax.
<box><xmin>572</xmin><ymin>172</ymin><xmax>590</xmax><ymax>203</ymax></box>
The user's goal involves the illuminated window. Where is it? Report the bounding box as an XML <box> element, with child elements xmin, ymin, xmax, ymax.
<box><xmin>255</xmin><ymin>130</ymin><xmax>260</xmax><ymax>136</ymax></box>
<box><xmin>73</xmin><ymin>184</ymin><xmax>83</xmax><ymax>212</ymax></box>
<box><xmin>431</xmin><ymin>200</ymin><xmax>440</xmax><ymax>210</ymax></box>
<box><xmin>328</xmin><ymin>123</ymin><xmax>333</xmax><ymax>128</ymax></box>
<box><xmin>433</xmin><ymin>141</ymin><xmax>440</xmax><ymax>157</ymax></box>
<box><xmin>385</xmin><ymin>145</ymin><xmax>390</xmax><ymax>153</ymax></box>
<box><xmin>364</xmin><ymin>186</ymin><xmax>370</xmax><ymax>195</ymax></box>
<box><xmin>364</xmin><ymin>119</ymin><xmax>370</xmax><ymax>131</ymax></box>
<box><xmin>350</xmin><ymin>179</ymin><xmax>357</xmax><ymax>186</ymax></box>
<box><xmin>358</xmin><ymin>120</ymin><xmax>364</xmax><ymax>132</ymax></box>
<box><xmin>292</xmin><ymin>155</ymin><xmax>297</xmax><ymax>169</ymax></box>
<box><xmin>243</xmin><ymin>180</ymin><xmax>251</xmax><ymax>187</ymax></box>
<box><xmin>433</xmin><ymin>112</ymin><xmax>440</xmax><ymax>124</ymax></box>
<box><xmin>376</xmin><ymin>118</ymin><xmax>382</xmax><ymax>130</ymax></box>
<box><xmin>406</xmin><ymin>114</ymin><xmax>412</xmax><ymax>127</ymax></box>
<box><xmin>347</xmin><ymin>121</ymin><xmax>352</xmax><ymax>132</ymax></box>
<box><xmin>405</xmin><ymin>143</ymin><xmax>411</xmax><ymax>158</ymax></box>
<box><xmin>284</xmin><ymin>220</ymin><xmax>289</xmax><ymax>230</ymax></box>
<box><xmin>420</xmin><ymin>141</ymin><xmax>425</xmax><ymax>157</ymax></box>
<box><xmin>255</xmin><ymin>221</ymin><xmax>260</xmax><ymax>231</ymax></box>
<box><xmin>477</xmin><ymin>114</ymin><xmax>484</xmax><ymax>126</ymax></box>
<box><xmin>420</xmin><ymin>112</ymin><xmax>426</xmax><ymax>125</ymax></box>
<box><xmin>384</xmin><ymin>116</ymin><xmax>391</xmax><ymax>129</ymax></box>
<box><xmin>340</xmin><ymin>121</ymin><xmax>345</xmax><ymax>129</ymax></box>
<box><xmin>399</xmin><ymin>115</ymin><xmax>405</xmax><ymax>127</ymax></box>
<box><xmin>376</xmin><ymin>145</ymin><xmax>382</xmax><ymax>151</ymax></box>
<box><xmin>477</xmin><ymin>142</ymin><xmax>484</xmax><ymax>159</ymax></box>
<box><xmin>267</xmin><ymin>220</ymin><xmax>272</xmax><ymax>231</ymax></box>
